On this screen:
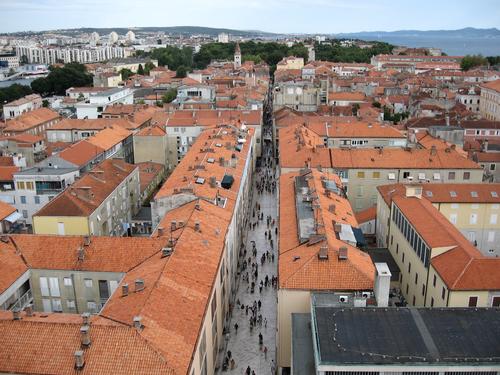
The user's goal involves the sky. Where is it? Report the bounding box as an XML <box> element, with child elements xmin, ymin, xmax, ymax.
<box><xmin>0</xmin><ymin>0</ymin><xmax>499</xmax><ymax>34</ymax></box>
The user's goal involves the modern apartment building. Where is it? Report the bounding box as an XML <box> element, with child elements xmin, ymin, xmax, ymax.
<box><xmin>33</xmin><ymin>159</ymin><xmax>140</xmax><ymax>236</ymax></box>
<box><xmin>1</xmin><ymin>107</ymin><xmax>60</xmax><ymax>137</ymax></box>
<box><xmin>377</xmin><ymin>183</ymin><xmax>500</xmax><ymax>257</ymax></box>
<box><xmin>75</xmin><ymin>87</ymin><xmax>134</xmax><ymax>119</ymax></box>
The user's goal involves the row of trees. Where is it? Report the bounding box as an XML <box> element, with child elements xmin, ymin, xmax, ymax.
<box><xmin>315</xmin><ymin>40</ymin><xmax>394</xmax><ymax>63</ymax></box>
<box><xmin>460</xmin><ymin>54</ymin><xmax>500</xmax><ymax>71</ymax></box>
<box><xmin>31</xmin><ymin>63</ymin><xmax>93</xmax><ymax>96</ymax></box>
<box><xmin>0</xmin><ymin>83</ymin><xmax>33</xmax><ymax>107</ymax></box>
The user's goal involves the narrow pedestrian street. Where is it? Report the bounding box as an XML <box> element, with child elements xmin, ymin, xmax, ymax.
<box><xmin>218</xmin><ymin>144</ymin><xmax>279</xmax><ymax>375</ymax></box>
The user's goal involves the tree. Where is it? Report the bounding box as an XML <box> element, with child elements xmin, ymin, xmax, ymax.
<box><xmin>42</xmin><ymin>99</ymin><xmax>49</xmax><ymax>108</ymax></box>
<box><xmin>175</xmin><ymin>65</ymin><xmax>187</xmax><ymax>78</ymax></box>
<box><xmin>120</xmin><ymin>68</ymin><xmax>133</xmax><ymax>81</ymax></box>
<box><xmin>30</xmin><ymin>63</ymin><xmax>93</xmax><ymax>96</ymax></box>
<box><xmin>161</xmin><ymin>88</ymin><xmax>177</xmax><ymax>103</ymax></box>
<box><xmin>0</xmin><ymin>84</ymin><xmax>33</xmax><ymax>110</ymax></box>
<box><xmin>137</xmin><ymin>64</ymin><xmax>145</xmax><ymax>75</ymax></box>
<box><xmin>372</xmin><ymin>101</ymin><xmax>381</xmax><ymax>108</ymax></box>
<box><xmin>144</xmin><ymin>61</ymin><xmax>156</xmax><ymax>75</ymax></box>
<box><xmin>461</xmin><ymin>55</ymin><xmax>488</xmax><ymax>71</ymax></box>
<box><xmin>352</xmin><ymin>103</ymin><xmax>360</xmax><ymax>116</ymax></box>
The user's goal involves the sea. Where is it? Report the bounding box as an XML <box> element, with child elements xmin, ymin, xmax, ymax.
<box><xmin>356</xmin><ymin>35</ymin><xmax>500</xmax><ymax>56</ymax></box>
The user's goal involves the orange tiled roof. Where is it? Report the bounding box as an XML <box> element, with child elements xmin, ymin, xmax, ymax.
<box><xmin>34</xmin><ymin>159</ymin><xmax>136</xmax><ymax>217</ymax></box>
<box><xmin>377</xmin><ymin>183</ymin><xmax>500</xmax><ymax>206</ymax></box>
<box><xmin>355</xmin><ymin>206</ymin><xmax>377</xmax><ymax>224</ymax></box>
<box><xmin>393</xmin><ymin>195</ymin><xmax>500</xmax><ymax>291</ymax></box>
<box><xmin>3</xmin><ymin>108</ymin><xmax>59</xmax><ymax>133</ymax></box>
<box><xmin>57</xmin><ymin>140</ymin><xmax>104</xmax><ymax>167</ymax></box>
<box><xmin>137</xmin><ymin>162</ymin><xmax>164</xmax><ymax>193</ymax></box>
<box><xmin>0</xmin><ymin>166</ymin><xmax>19</xmax><ymax>181</ymax></box>
<box><xmin>279</xmin><ymin>170</ymin><xmax>375</xmax><ymax>290</ymax></box>
<box><xmin>86</xmin><ymin>126</ymin><xmax>132</xmax><ymax>151</ymax></box>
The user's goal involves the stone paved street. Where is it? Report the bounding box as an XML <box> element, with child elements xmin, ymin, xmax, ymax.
<box><xmin>218</xmin><ymin>149</ymin><xmax>278</xmax><ymax>375</ymax></box>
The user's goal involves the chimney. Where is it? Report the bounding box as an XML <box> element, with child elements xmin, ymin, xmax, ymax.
<box><xmin>122</xmin><ymin>283</ymin><xmax>129</xmax><ymax>296</ymax></box>
<box><xmin>157</xmin><ymin>227</ymin><xmax>164</xmax><ymax>236</ymax></box>
<box><xmin>77</xmin><ymin>247</ymin><xmax>85</xmax><ymax>262</ymax></box>
<box><xmin>430</xmin><ymin>145</ymin><xmax>437</xmax><ymax>156</ymax></box>
<box><xmin>74</xmin><ymin>350</ymin><xmax>85</xmax><ymax>370</ymax></box>
<box><xmin>338</xmin><ymin>246</ymin><xmax>348</xmax><ymax>260</ymax></box>
<box><xmin>12</xmin><ymin>308</ymin><xmax>21</xmax><ymax>320</ymax></box>
<box><xmin>162</xmin><ymin>247</ymin><xmax>173</xmax><ymax>257</ymax></box>
<box><xmin>81</xmin><ymin>312</ymin><xmax>90</xmax><ymax>325</ymax></box>
<box><xmin>378</xmin><ymin>147</ymin><xmax>383</xmax><ymax>154</ymax></box>
<box><xmin>445</xmin><ymin>114</ymin><xmax>450</xmax><ymax>126</ymax></box>
<box><xmin>194</xmin><ymin>221</ymin><xmax>201</xmax><ymax>232</ymax></box>
<box><xmin>317</xmin><ymin>245</ymin><xmax>329</xmax><ymax>260</ymax></box>
<box><xmin>170</xmin><ymin>220</ymin><xmax>177</xmax><ymax>231</ymax></box>
<box><xmin>374</xmin><ymin>263</ymin><xmax>392</xmax><ymax>307</ymax></box>
<box><xmin>328</xmin><ymin>204</ymin><xmax>336</xmax><ymax>213</ymax></box>
<box><xmin>133</xmin><ymin>316</ymin><xmax>142</xmax><ymax>330</ymax></box>
<box><xmin>83</xmin><ymin>235</ymin><xmax>91</xmax><ymax>246</ymax></box>
<box><xmin>24</xmin><ymin>304</ymin><xmax>33</xmax><ymax>317</ymax></box>
<box><xmin>334</xmin><ymin>223</ymin><xmax>342</xmax><ymax>233</ymax></box>
<box><xmin>135</xmin><ymin>279</ymin><xmax>145</xmax><ymax>292</ymax></box>
<box><xmin>80</xmin><ymin>325</ymin><xmax>91</xmax><ymax>347</ymax></box>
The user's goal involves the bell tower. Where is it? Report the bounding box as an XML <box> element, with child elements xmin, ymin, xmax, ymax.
<box><xmin>234</xmin><ymin>42</ymin><xmax>241</xmax><ymax>69</ymax></box>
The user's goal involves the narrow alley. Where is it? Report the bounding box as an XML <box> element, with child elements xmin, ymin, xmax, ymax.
<box><xmin>218</xmin><ymin>144</ymin><xmax>279</xmax><ymax>375</ymax></box>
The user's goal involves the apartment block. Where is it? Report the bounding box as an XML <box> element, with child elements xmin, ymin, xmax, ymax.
<box><xmin>378</xmin><ymin>183</ymin><xmax>500</xmax><ymax>257</ymax></box>
<box><xmin>381</xmin><ymin>185</ymin><xmax>500</xmax><ymax>308</ymax></box>
<box><xmin>2</xmin><ymin>94</ymin><xmax>42</xmax><ymax>120</ymax></box>
<box><xmin>33</xmin><ymin>159</ymin><xmax>140</xmax><ymax>236</ymax></box>
<box><xmin>1</xmin><ymin>107</ymin><xmax>60</xmax><ymax>137</ymax></box>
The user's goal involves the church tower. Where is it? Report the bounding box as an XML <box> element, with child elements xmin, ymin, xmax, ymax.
<box><xmin>234</xmin><ymin>42</ymin><xmax>241</xmax><ymax>69</ymax></box>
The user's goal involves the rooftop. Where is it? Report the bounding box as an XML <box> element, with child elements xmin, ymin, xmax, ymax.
<box><xmin>312</xmin><ymin>306</ymin><xmax>500</xmax><ymax>366</ymax></box>
<box><xmin>34</xmin><ymin>159</ymin><xmax>137</xmax><ymax>218</ymax></box>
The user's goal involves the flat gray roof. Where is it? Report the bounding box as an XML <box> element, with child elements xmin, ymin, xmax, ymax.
<box><xmin>313</xmin><ymin>306</ymin><xmax>500</xmax><ymax>366</ymax></box>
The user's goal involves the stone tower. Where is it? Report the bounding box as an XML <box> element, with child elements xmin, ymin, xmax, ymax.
<box><xmin>234</xmin><ymin>42</ymin><xmax>242</xmax><ymax>69</ymax></box>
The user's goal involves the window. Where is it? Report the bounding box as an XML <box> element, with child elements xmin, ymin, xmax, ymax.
<box><xmin>16</xmin><ymin>181</ymin><xmax>25</xmax><ymax>190</ymax></box>
<box><xmin>84</xmin><ymin>279</ymin><xmax>93</xmax><ymax>288</ymax></box>
<box><xmin>42</xmin><ymin>299</ymin><xmax>52</xmax><ymax>312</ymax></box>
<box><xmin>40</xmin><ymin>277</ymin><xmax>50</xmax><ymax>297</ymax></box>
<box><xmin>418</xmin><ymin>173</ymin><xmax>426</xmax><ymax>180</ymax></box>
<box><xmin>20</xmin><ymin>196</ymin><xmax>26</xmax><ymax>204</ymax></box>
<box><xmin>408</xmin><ymin>262</ymin><xmax>411</xmax><ymax>273</ymax></box>
<box><xmin>415</xmin><ymin>273</ymin><xmax>418</xmax><ymax>284</ymax></box>
<box><xmin>433</xmin><ymin>173</ymin><xmax>441</xmax><ymax>180</ymax></box>
<box><xmin>463</xmin><ymin>171</ymin><xmax>470</xmax><ymax>180</ymax></box>
<box><xmin>448</xmin><ymin>171</ymin><xmax>456</xmax><ymax>180</ymax></box>
<box><xmin>468</xmin><ymin>296</ymin><xmax>478</xmax><ymax>307</ymax></box>
<box><xmin>396</xmin><ymin>243</ymin><xmax>398</xmax><ymax>254</ymax></box>
<box><xmin>449</xmin><ymin>213</ymin><xmax>457</xmax><ymax>224</ymax></box>
<box><xmin>372</xmin><ymin>171</ymin><xmax>380</xmax><ymax>179</ymax></box>
<box><xmin>491</xmin><ymin>164</ymin><xmax>496</xmax><ymax>171</ymax></box>
<box><xmin>67</xmin><ymin>300</ymin><xmax>76</xmax><ymax>309</ymax></box>
<box><xmin>49</xmin><ymin>277</ymin><xmax>60</xmax><ymax>297</ymax></box>
<box><xmin>357</xmin><ymin>171</ymin><xmax>365</xmax><ymax>178</ymax></box>
<box><xmin>406</xmin><ymin>284</ymin><xmax>409</xmax><ymax>294</ymax></box>
<box><xmin>388</xmin><ymin>173</ymin><xmax>396</xmax><ymax>180</ymax></box>
<box><xmin>402</xmin><ymin>252</ymin><xmax>405</xmax><ymax>264</ymax></box>
<box><xmin>403</xmin><ymin>171</ymin><xmax>410</xmax><ymax>179</ymax></box>
<box><xmin>488</xmin><ymin>231</ymin><xmax>495</xmax><ymax>242</ymax></box>
<box><xmin>492</xmin><ymin>296</ymin><xmax>500</xmax><ymax>307</ymax></box>
<box><xmin>26</xmin><ymin>181</ymin><xmax>34</xmax><ymax>190</ymax></box>
<box><xmin>52</xmin><ymin>299</ymin><xmax>62</xmax><ymax>312</ymax></box>
<box><xmin>412</xmin><ymin>296</ymin><xmax>416</xmax><ymax>305</ymax></box>
<box><xmin>87</xmin><ymin>301</ymin><xmax>97</xmax><ymax>312</ymax></box>
<box><xmin>22</xmin><ymin>210</ymin><xmax>28</xmax><ymax>218</ymax></box>
<box><xmin>490</xmin><ymin>214</ymin><xmax>498</xmax><ymax>225</ymax></box>
<box><xmin>34</xmin><ymin>196</ymin><xmax>40</xmax><ymax>204</ymax></box>
<box><xmin>492</xmin><ymin>192</ymin><xmax>499</xmax><ymax>198</ymax></box>
<box><xmin>470</xmin><ymin>213</ymin><xmax>478</xmax><ymax>225</ymax></box>
<box><xmin>471</xmin><ymin>191</ymin><xmax>478</xmax><ymax>198</ymax></box>
<box><xmin>422</xmin><ymin>284</ymin><xmax>425</xmax><ymax>296</ymax></box>
<box><xmin>431</xmin><ymin>297</ymin><xmax>434</xmax><ymax>307</ymax></box>
<box><xmin>63</xmin><ymin>277</ymin><xmax>72</xmax><ymax>286</ymax></box>
<box><xmin>450</xmin><ymin>191</ymin><xmax>457</xmax><ymax>198</ymax></box>
<box><xmin>441</xmin><ymin>287</ymin><xmax>446</xmax><ymax>300</ymax></box>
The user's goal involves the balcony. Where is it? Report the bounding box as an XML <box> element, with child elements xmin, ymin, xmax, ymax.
<box><xmin>9</xmin><ymin>289</ymin><xmax>33</xmax><ymax>311</ymax></box>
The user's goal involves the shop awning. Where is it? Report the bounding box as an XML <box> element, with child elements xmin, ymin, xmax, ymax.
<box><xmin>4</xmin><ymin>211</ymin><xmax>22</xmax><ymax>223</ymax></box>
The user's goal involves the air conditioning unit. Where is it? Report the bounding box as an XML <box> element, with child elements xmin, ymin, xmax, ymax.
<box><xmin>339</xmin><ymin>295</ymin><xmax>349</xmax><ymax>303</ymax></box>
<box><xmin>362</xmin><ymin>291</ymin><xmax>371</xmax><ymax>298</ymax></box>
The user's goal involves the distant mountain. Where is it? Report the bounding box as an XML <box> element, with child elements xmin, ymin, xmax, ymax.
<box><xmin>335</xmin><ymin>27</ymin><xmax>500</xmax><ymax>39</ymax></box>
<box><xmin>2</xmin><ymin>26</ymin><xmax>279</xmax><ymax>38</ymax></box>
